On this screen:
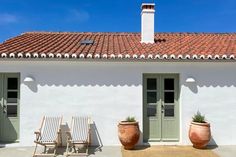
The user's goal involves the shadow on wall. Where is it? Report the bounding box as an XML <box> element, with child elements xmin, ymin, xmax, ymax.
<box><xmin>22</xmin><ymin>65</ymin><xmax>236</xmax><ymax>90</ymax></box>
<box><xmin>60</xmin><ymin>121</ymin><xmax>103</xmax><ymax>150</ymax></box>
<box><xmin>22</xmin><ymin>68</ymin><xmax>142</xmax><ymax>88</ymax></box>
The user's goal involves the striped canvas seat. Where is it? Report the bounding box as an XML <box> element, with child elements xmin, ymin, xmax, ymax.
<box><xmin>71</xmin><ymin>117</ymin><xmax>90</xmax><ymax>143</ymax></box>
<box><xmin>33</xmin><ymin>116</ymin><xmax>62</xmax><ymax>157</ymax></box>
<box><xmin>66</xmin><ymin>116</ymin><xmax>91</xmax><ymax>156</ymax></box>
<box><xmin>39</xmin><ymin>117</ymin><xmax>62</xmax><ymax>143</ymax></box>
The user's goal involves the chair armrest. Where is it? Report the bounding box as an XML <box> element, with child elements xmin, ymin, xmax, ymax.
<box><xmin>34</xmin><ymin>130</ymin><xmax>41</xmax><ymax>141</ymax></box>
<box><xmin>34</xmin><ymin>130</ymin><xmax>40</xmax><ymax>134</ymax></box>
<box><xmin>66</xmin><ymin>131</ymin><xmax>71</xmax><ymax>136</ymax></box>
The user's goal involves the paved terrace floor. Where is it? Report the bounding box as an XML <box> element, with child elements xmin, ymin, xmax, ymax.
<box><xmin>0</xmin><ymin>145</ymin><xmax>235</xmax><ymax>157</ymax></box>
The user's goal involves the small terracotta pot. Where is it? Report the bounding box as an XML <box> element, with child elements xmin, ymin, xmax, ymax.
<box><xmin>118</xmin><ymin>121</ymin><xmax>140</xmax><ymax>150</ymax></box>
<box><xmin>189</xmin><ymin>121</ymin><xmax>211</xmax><ymax>149</ymax></box>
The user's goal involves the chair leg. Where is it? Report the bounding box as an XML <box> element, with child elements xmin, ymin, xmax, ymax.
<box><xmin>86</xmin><ymin>143</ymin><xmax>89</xmax><ymax>156</ymax></box>
<box><xmin>44</xmin><ymin>146</ymin><xmax>47</xmax><ymax>153</ymax></box>
<box><xmin>33</xmin><ymin>143</ymin><xmax>38</xmax><ymax>157</ymax></box>
<box><xmin>66</xmin><ymin>142</ymin><xmax>70</xmax><ymax>157</ymax></box>
<box><xmin>53</xmin><ymin>144</ymin><xmax>57</xmax><ymax>157</ymax></box>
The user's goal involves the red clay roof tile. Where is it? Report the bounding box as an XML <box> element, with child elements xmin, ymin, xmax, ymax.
<box><xmin>0</xmin><ymin>32</ymin><xmax>236</xmax><ymax>60</ymax></box>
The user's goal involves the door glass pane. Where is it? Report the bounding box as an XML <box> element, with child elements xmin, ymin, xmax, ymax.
<box><xmin>164</xmin><ymin>78</ymin><xmax>174</xmax><ymax>90</ymax></box>
<box><xmin>147</xmin><ymin>92</ymin><xmax>156</xmax><ymax>103</ymax></box>
<box><xmin>8</xmin><ymin>78</ymin><xmax>18</xmax><ymax>90</ymax></box>
<box><xmin>7</xmin><ymin>105</ymin><xmax>17</xmax><ymax>117</ymax></box>
<box><xmin>164</xmin><ymin>92</ymin><xmax>174</xmax><ymax>103</ymax></box>
<box><xmin>7</xmin><ymin>91</ymin><xmax>18</xmax><ymax>103</ymax></box>
<box><xmin>147</xmin><ymin>105</ymin><xmax>157</xmax><ymax>117</ymax></box>
<box><xmin>164</xmin><ymin>105</ymin><xmax>174</xmax><ymax>117</ymax></box>
<box><xmin>147</xmin><ymin>78</ymin><xmax>156</xmax><ymax>90</ymax></box>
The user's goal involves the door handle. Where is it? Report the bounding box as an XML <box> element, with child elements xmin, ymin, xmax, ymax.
<box><xmin>161</xmin><ymin>104</ymin><xmax>164</xmax><ymax>109</ymax></box>
<box><xmin>3</xmin><ymin>105</ymin><xmax>7</xmax><ymax>113</ymax></box>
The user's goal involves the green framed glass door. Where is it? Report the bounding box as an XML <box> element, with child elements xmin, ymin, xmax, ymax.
<box><xmin>0</xmin><ymin>73</ymin><xmax>20</xmax><ymax>142</ymax></box>
<box><xmin>143</xmin><ymin>74</ymin><xmax>179</xmax><ymax>142</ymax></box>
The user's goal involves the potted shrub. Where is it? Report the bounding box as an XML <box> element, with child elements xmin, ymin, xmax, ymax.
<box><xmin>118</xmin><ymin>116</ymin><xmax>140</xmax><ymax>150</ymax></box>
<box><xmin>189</xmin><ymin>111</ymin><xmax>211</xmax><ymax>149</ymax></box>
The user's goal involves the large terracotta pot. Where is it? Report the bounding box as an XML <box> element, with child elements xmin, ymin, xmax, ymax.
<box><xmin>118</xmin><ymin>121</ymin><xmax>140</xmax><ymax>150</ymax></box>
<box><xmin>189</xmin><ymin>121</ymin><xmax>211</xmax><ymax>149</ymax></box>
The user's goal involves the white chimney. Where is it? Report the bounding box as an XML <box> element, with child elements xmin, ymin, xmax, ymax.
<box><xmin>141</xmin><ymin>3</ymin><xmax>155</xmax><ymax>43</ymax></box>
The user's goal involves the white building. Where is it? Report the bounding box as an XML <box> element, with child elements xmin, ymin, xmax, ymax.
<box><xmin>0</xmin><ymin>3</ymin><xmax>236</xmax><ymax>146</ymax></box>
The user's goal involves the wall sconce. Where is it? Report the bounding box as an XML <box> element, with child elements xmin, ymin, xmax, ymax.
<box><xmin>185</xmin><ymin>77</ymin><xmax>196</xmax><ymax>83</ymax></box>
<box><xmin>24</xmin><ymin>76</ymin><xmax>35</xmax><ymax>82</ymax></box>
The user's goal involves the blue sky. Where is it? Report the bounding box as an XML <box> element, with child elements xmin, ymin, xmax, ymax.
<box><xmin>0</xmin><ymin>0</ymin><xmax>236</xmax><ymax>42</ymax></box>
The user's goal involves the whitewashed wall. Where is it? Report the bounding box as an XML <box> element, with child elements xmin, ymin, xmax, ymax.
<box><xmin>0</xmin><ymin>60</ymin><xmax>235</xmax><ymax>146</ymax></box>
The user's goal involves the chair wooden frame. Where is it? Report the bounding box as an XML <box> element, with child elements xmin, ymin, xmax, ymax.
<box><xmin>66</xmin><ymin>116</ymin><xmax>91</xmax><ymax>157</ymax></box>
<box><xmin>33</xmin><ymin>116</ymin><xmax>63</xmax><ymax>157</ymax></box>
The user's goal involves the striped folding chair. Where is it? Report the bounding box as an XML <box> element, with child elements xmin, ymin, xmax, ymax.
<box><xmin>33</xmin><ymin>116</ymin><xmax>63</xmax><ymax>157</ymax></box>
<box><xmin>66</xmin><ymin>116</ymin><xmax>91</xmax><ymax>156</ymax></box>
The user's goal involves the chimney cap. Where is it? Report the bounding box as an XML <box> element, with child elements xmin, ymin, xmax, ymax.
<box><xmin>141</xmin><ymin>3</ymin><xmax>155</xmax><ymax>10</ymax></box>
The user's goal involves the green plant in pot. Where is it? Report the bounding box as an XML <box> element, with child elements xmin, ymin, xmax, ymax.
<box><xmin>189</xmin><ymin>111</ymin><xmax>211</xmax><ymax>149</ymax></box>
<box><xmin>118</xmin><ymin>116</ymin><xmax>140</xmax><ymax>150</ymax></box>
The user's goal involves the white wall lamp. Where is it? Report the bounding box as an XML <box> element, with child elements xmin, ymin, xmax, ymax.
<box><xmin>24</xmin><ymin>76</ymin><xmax>35</xmax><ymax>82</ymax></box>
<box><xmin>185</xmin><ymin>77</ymin><xmax>196</xmax><ymax>83</ymax></box>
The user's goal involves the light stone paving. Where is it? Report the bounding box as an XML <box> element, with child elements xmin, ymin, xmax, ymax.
<box><xmin>0</xmin><ymin>145</ymin><xmax>235</xmax><ymax>157</ymax></box>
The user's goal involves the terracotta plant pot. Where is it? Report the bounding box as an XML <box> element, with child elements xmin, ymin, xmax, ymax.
<box><xmin>118</xmin><ymin>121</ymin><xmax>140</xmax><ymax>150</ymax></box>
<box><xmin>189</xmin><ymin>121</ymin><xmax>211</xmax><ymax>149</ymax></box>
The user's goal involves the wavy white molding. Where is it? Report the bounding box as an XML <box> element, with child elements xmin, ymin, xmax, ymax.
<box><xmin>9</xmin><ymin>53</ymin><xmax>15</xmax><ymax>58</ymax></box>
<box><xmin>162</xmin><ymin>54</ymin><xmax>168</xmax><ymax>59</ymax></box>
<box><xmin>1</xmin><ymin>53</ymin><xmax>7</xmax><ymax>58</ymax></box>
<box><xmin>147</xmin><ymin>54</ymin><xmax>153</xmax><ymax>59</ymax></box>
<box><xmin>177</xmin><ymin>55</ymin><xmax>183</xmax><ymax>59</ymax></box>
<box><xmin>25</xmin><ymin>53</ymin><xmax>31</xmax><ymax>58</ymax></box>
<box><xmin>86</xmin><ymin>53</ymin><xmax>92</xmax><ymax>58</ymax></box>
<box><xmin>132</xmin><ymin>54</ymin><xmax>138</xmax><ymax>58</ymax></box>
<box><xmin>192</xmin><ymin>54</ymin><xmax>198</xmax><ymax>59</ymax></box>
<box><xmin>110</xmin><ymin>54</ymin><xmax>115</xmax><ymax>58</ymax></box>
<box><xmin>56</xmin><ymin>53</ymin><xmax>62</xmax><ymax>58</ymax></box>
<box><xmin>72</xmin><ymin>54</ymin><xmax>77</xmax><ymax>58</ymax></box>
<box><xmin>214</xmin><ymin>55</ymin><xmax>220</xmax><ymax>59</ymax></box>
<box><xmin>125</xmin><ymin>54</ymin><xmax>130</xmax><ymax>58</ymax></box>
<box><xmin>102</xmin><ymin>54</ymin><xmax>107</xmax><ymax>58</ymax></box>
<box><xmin>41</xmin><ymin>53</ymin><xmax>46</xmax><ymax>58</ymax></box>
<box><xmin>64</xmin><ymin>53</ymin><xmax>70</xmax><ymax>58</ymax></box>
<box><xmin>222</xmin><ymin>55</ymin><xmax>227</xmax><ymax>59</ymax></box>
<box><xmin>48</xmin><ymin>53</ymin><xmax>54</xmax><ymax>58</ymax></box>
<box><xmin>33</xmin><ymin>53</ymin><xmax>39</xmax><ymax>58</ymax></box>
<box><xmin>229</xmin><ymin>55</ymin><xmax>235</xmax><ymax>59</ymax></box>
<box><xmin>79</xmin><ymin>54</ymin><xmax>85</xmax><ymax>58</ymax></box>
<box><xmin>118</xmin><ymin>54</ymin><xmax>123</xmax><ymax>59</ymax></box>
<box><xmin>18</xmin><ymin>53</ymin><xmax>23</xmax><ymax>58</ymax></box>
<box><xmin>207</xmin><ymin>55</ymin><xmax>212</xmax><ymax>59</ymax></box>
<box><xmin>185</xmin><ymin>54</ymin><xmax>190</xmax><ymax>59</ymax></box>
<box><xmin>154</xmin><ymin>54</ymin><xmax>160</xmax><ymax>59</ymax></box>
<box><xmin>200</xmin><ymin>55</ymin><xmax>205</xmax><ymax>59</ymax></box>
<box><xmin>170</xmin><ymin>54</ymin><xmax>175</xmax><ymax>59</ymax></box>
<box><xmin>140</xmin><ymin>54</ymin><xmax>145</xmax><ymax>59</ymax></box>
<box><xmin>94</xmin><ymin>54</ymin><xmax>100</xmax><ymax>58</ymax></box>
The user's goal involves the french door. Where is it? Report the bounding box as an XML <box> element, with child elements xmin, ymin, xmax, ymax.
<box><xmin>143</xmin><ymin>74</ymin><xmax>179</xmax><ymax>142</ymax></box>
<box><xmin>0</xmin><ymin>73</ymin><xmax>20</xmax><ymax>142</ymax></box>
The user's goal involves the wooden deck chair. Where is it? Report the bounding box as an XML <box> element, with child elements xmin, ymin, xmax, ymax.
<box><xmin>66</xmin><ymin>116</ymin><xmax>91</xmax><ymax>156</ymax></box>
<box><xmin>33</xmin><ymin>116</ymin><xmax>63</xmax><ymax>157</ymax></box>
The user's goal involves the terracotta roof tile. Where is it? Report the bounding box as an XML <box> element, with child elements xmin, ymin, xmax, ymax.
<box><xmin>1</xmin><ymin>32</ymin><xmax>236</xmax><ymax>60</ymax></box>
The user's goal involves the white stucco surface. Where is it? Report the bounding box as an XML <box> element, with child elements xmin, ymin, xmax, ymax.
<box><xmin>0</xmin><ymin>61</ymin><xmax>235</xmax><ymax>146</ymax></box>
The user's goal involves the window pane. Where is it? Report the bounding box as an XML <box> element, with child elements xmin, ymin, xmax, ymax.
<box><xmin>164</xmin><ymin>92</ymin><xmax>174</xmax><ymax>103</ymax></box>
<box><xmin>164</xmin><ymin>78</ymin><xmax>174</xmax><ymax>90</ymax></box>
<box><xmin>8</xmin><ymin>78</ymin><xmax>18</xmax><ymax>90</ymax></box>
<box><xmin>147</xmin><ymin>105</ymin><xmax>157</xmax><ymax>117</ymax></box>
<box><xmin>7</xmin><ymin>105</ymin><xmax>17</xmax><ymax>117</ymax></box>
<box><xmin>7</xmin><ymin>91</ymin><xmax>18</xmax><ymax>103</ymax></box>
<box><xmin>147</xmin><ymin>78</ymin><xmax>156</xmax><ymax>90</ymax></box>
<box><xmin>164</xmin><ymin>105</ymin><xmax>174</xmax><ymax>117</ymax></box>
<box><xmin>147</xmin><ymin>92</ymin><xmax>156</xmax><ymax>103</ymax></box>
